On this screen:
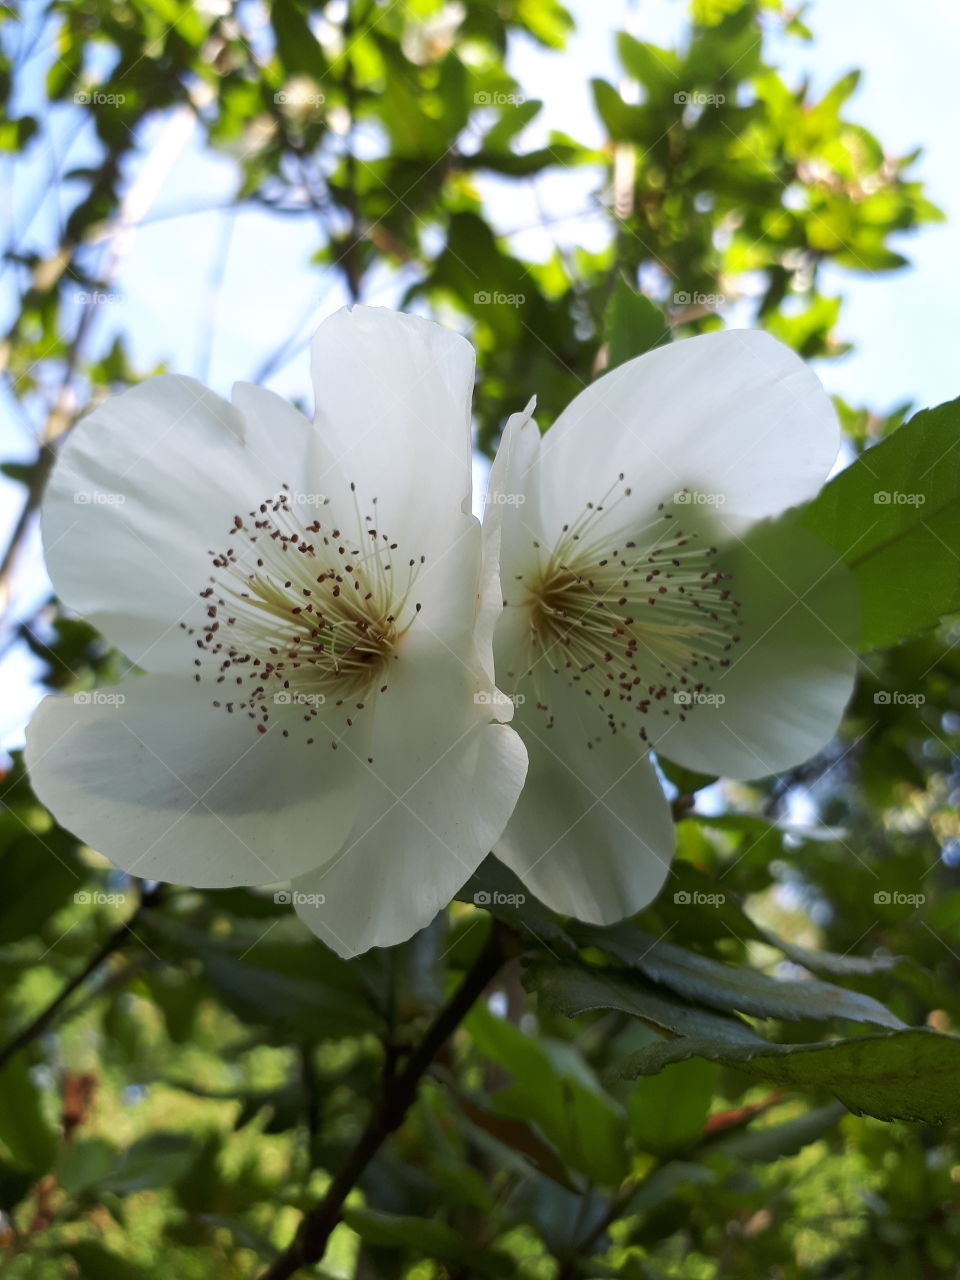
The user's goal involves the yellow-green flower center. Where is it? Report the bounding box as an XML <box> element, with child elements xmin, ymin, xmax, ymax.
<box><xmin>517</xmin><ymin>486</ymin><xmax>741</xmax><ymax>741</ymax></box>
<box><xmin>184</xmin><ymin>485</ymin><xmax>422</xmax><ymax>744</ymax></box>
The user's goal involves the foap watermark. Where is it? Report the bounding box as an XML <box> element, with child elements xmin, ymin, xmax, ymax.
<box><xmin>674</xmin><ymin>89</ymin><xmax>725</xmax><ymax>107</ymax></box>
<box><xmin>673</xmin><ymin>290</ymin><xmax>725</xmax><ymax>307</ymax></box>
<box><xmin>674</xmin><ymin>889</ymin><xmax>725</xmax><ymax>906</ymax></box>
<box><xmin>474</xmin><ymin>889</ymin><xmax>525</xmax><ymax>907</ymax></box>
<box><xmin>674</xmin><ymin>690</ymin><xmax>725</xmax><ymax>707</ymax></box>
<box><xmin>274</xmin><ymin>691</ymin><xmax>326</xmax><ymax>706</ymax></box>
<box><xmin>874</xmin><ymin>491</ymin><xmax>926</xmax><ymax>506</ymax></box>
<box><xmin>673</xmin><ymin>487</ymin><xmax>726</xmax><ymax>507</ymax></box>
<box><xmin>874</xmin><ymin>691</ymin><xmax>925</xmax><ymax>707</ymax></box>
<box><xmin>874</xmin><ymin>890</ymin><xmax>925</xmax><ymax>907</ymax></box>
<box><xmin>484</xmin><ymin>490</ymin><xmax>525</xmax><ymax>507</ymax></box>
<box><xmin>74</xmin><ymin>90</ymin><xmax>126</xmax><ymax>106</ymax></box>
<box><xmin>74</xmin><ymin>490</ymin><xmax>125</xmax><ymax>506</ymax></box>
<box><xmin>274</xmin><ymin>889</ymin><xmax>326</xmax><ymax>907</ymax></box>
<box><xmin>474</xmin><ymin>690</ymin><xmax>525</xmax><ymax>708</ymax></box>
<box><xmin>474</xmin><ymin>290</ymin><xmax>525</xmax><ymax>307</ymax></box>
<box><xmin>274</xmin><ymin>89</ymin><xmax>325</xmax><ymax>108</ymax></box>
<box><xmin>474</xmin><ymin>90</ymin><xmax>525</xmax><ymax>107</ymax></box>
<box><xmin>73</xmin><ymin>690</ymin><xmax>126</xmax><ymax>707</ymax></box>
<box><xmin>78</xmin><ymin>290</ymin><xmax>121</xmax><ymax>305</ymax></box>
<box><xmin>75</xmin><ymin>890</ymin><xmax>126</xmax><ymax>907</ymax></box>
<box><xmin>276</xmin><ymin>489</ymin><xmax>327</xmax><ymax>508</ymax></box>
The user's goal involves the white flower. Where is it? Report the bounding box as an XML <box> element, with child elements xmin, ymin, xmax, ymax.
<box><xmin>26</xmin><ymin>306</ymin><xmax>527</xmax><ymax>957</ymax></box>
<box><xmin>484</xmin><ymin>330</ymin><xmax>858</xmax><ymax>925</ymax></box>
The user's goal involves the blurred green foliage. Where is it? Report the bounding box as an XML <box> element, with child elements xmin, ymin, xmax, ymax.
<box><xmin>1</xmin><ymin>0</ymin><xmax>960</xmax><ymax>1277</ymax></box>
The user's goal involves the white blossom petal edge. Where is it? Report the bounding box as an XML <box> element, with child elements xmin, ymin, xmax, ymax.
<box><xmin>26</xmin><ymin>305</ymin><xmax>528</xmax><ymax>957</ymax></box>
<box><xmin>484</xmin><ymin>329</ymin><xmax>858</xmax><ymax>924</ymax></box>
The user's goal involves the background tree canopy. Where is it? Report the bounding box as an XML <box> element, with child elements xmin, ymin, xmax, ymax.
<box><xmin>1</xmin><ymin>0</ymin><xmax>959</xmax><ymax>1276</ymax></box>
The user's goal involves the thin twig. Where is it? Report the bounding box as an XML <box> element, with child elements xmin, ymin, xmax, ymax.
<box><xmin>0</xmin><ymin>886</ymin><xmax>160</xmax><ymax>1072</ymax></box>
<box><xmin>256</xmin><ymin>923</ymin><xmax>510</xmax><ymax>1280</ymax></box>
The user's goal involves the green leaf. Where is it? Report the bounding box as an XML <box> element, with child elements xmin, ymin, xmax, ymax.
<box><xmin>454</xmin><ymin>1094</ymin><xmax>577</xmax><ymax>1190</ymax></box>
<box><xmin>657</xmin><ymin>757</ymin><xmax>717</xmax><ymax>798</ymax></box>
<box><xmin>628</xmin><ymin>1160</ymin><xmax>714</xmax><ymax>1216</ymax></box>
<box><xmin>57</xmin><ymin>1137</ymin><xmax>117</xmax><ymax>1197</ymax></box>
<box><xmin>616</xmin><ymin>35</ymin><xmax>681</xmax><ymax>99</ymax></box>
<box><xmin>616</xmin><ymin>1029</ymin><xmax>960</xmax><ymax>1125</ymax></box>
<box><xmin>456</xmin><ymin>856</ymin><xmax>573</xmax><ymax>946</ymax></box>
<box><xmin>591</xmin><ymin>78</ymin><xmax>645</xmax><ymax>139</ymax></box>
<box><xmin>467</xmin><ymin>1000</ymin><xmax>629</xmax><ymax>1186</ymax></box>
<box><xmin>515</xmin><ymin>0</ymin><xmax>572</xmax><ymax>49</ymax></box>
<box><xmin>0</xmin><ymin>117</ymin><xmax>38</xmax><ymax>151</ymax></box>
<box><xmin>482</xmin><ymin>97</ymin><xmax>542</xmax><ymax>151</ymax></box>
<box><xmin>0</xmin><ymin>461</ymin><xmax>35</xmax><ymax>486</ymax></box>
<box><xmin>708</xmin><ymin>1101</ymin><xmax>845</xmax><ymax>1164</ymax></box>
<box><xmin>144</xmin><ymin>914</ymin><xmax>382</xmax><ymax>1038</ymax></box>
<box><xmin>766</xmin><ymin>294</ymin><xmax>844</xmax><ymax>359</ymax></box>
<box><xmin>604</xmin><ymin>278</ymin><xmax>672</xmax><ymax>371</ymax></box>
<box><xmin>342</xmin><ymin>1206</ymin><xmax>513</xmax><ymax>1275</ymax></box>
<box><xmin>0</xmin><ymin>1159</ymin><xmax>34</xmax><ymax>1212</ymax></box>
<box><xmin>68</xmin><ymin>1242</ymin><xmax>152</xmax><ymax>1280</ymax></box>
<box><xmin>204</xmin><ymin>948</ymin><xmax>381</xmax><ymax>1038</ymax></box>
<box><xmin>0</xmin><ymin>828</ymin><xmax>82</xmax><ymax>945</ymax></box>
<box><xmin>628</xmin><ymin>1058</ymin><xmax>718</xmax><ymax>1153</ymax></box>
<box><xmin>524</xmin><ymin>961</ymin><xmax>766</xmax><ymax>1044</ymax></box>
<box><xmin>800</xmin><ymin>399</ymin><xmax>960</xmax><ymax>647</ymax></box>
<box><xmin>0</xmin><ymin>1062</ymin><xmax>56</xmax><ymax>1175</ymax></box>
<box><xmin>749</xmin><ymin>920</ymin><xmax>904</xmax><ymax>978</ymax></box>
<box><xmin>269</xmin><ymin>0</ymin><xmax>325</xmax><ymax>79</ymax></box>
<box><xmin>100</xmin><ymin>1132</ymin><xmax>197</xmax><ymax>1195</ymax></box>
<box><xmin>572</xmin><ymin>923</ymin><xmax>904</xmax><ymax>1029</ymax></box>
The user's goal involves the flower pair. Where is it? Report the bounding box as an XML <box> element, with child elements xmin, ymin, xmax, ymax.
<box><xmin>26</xmin><ymin>307</ymin><xmax>856</xmax><ymax>956</ymax></box>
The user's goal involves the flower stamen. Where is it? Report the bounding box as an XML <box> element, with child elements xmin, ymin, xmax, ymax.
<box><xmin>516</xmin><ymin>483</ymin><xmax>741</xmax><ymax>743</ymax></box>
<box><xmin>182</xmin><ymin>484</ymin><xmax>422</xmax><ymax>746</ymax></box>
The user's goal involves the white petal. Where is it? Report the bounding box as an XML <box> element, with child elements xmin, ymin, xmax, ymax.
<box><xmin>536</xmin><ymin>330</ymin><xmax>839</xmax><ymax>545</ymax></box>
<box><xmin>308</xmin><ymin>306</ymin><xmax>491</xmax><ymax>678</ymax></box>
<box><xmin>43</xmin><ymin>376</ymin><xmax>314</xmax><ymax>672</ymax></box>
<box><xmin>482</xmin><ymin>403</ymin><xmax>550</xmax><ymax>686</ymax></box>
<box><xmin>653</xmin><ymin>519</ymin><xmax>859</xmax><ymax>779</ymax></box>
<box><xmin>477</xmin><ymin>399</ymin><xmax>538</xmax><ymax>678</ymax></box>
<box><xmin>25</xmin><ymin>674</ymin><xmax>363</xmax><ymax>886</ymax></box>
<box><xmin>289</xmin><ymin>652</ymin><xmax>528</xmax><ymax>956</ymax></box>
<box><xmin>310</xmin><ymin>306</ymin><xmax>476</xmax><ymax>552</ymax></box>
<box><xmin>495</xmin><ymin>688</ymin><xmax>674</xmax><ymax>924</ymax></box>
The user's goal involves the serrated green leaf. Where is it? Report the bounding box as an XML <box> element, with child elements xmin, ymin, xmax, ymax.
<box><xmin>525</xmin><ymin>960</ymin><xmax>766</xmax><ymax>1044</ymax></box>
<box><xmin>572</xmin><ymin>923</ymin><xmax>904</xmax><ymax>1029</ymax></box>
<box><xmin>616</xmin><ymin>1029</ymin><xmax>960</xmax><ymax>1125</ymax></box>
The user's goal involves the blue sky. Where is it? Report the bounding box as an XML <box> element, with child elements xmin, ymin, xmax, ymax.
<box><xmin>0</xmin><ymin>0</ymin><xmax>956</xmax><ymax>743</ymax></box>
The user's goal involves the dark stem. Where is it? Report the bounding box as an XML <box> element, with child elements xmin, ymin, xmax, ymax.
<box><xmin>257</xmin><ymin>923</ymin><xmax>510</xmax><ymax>1280</ymax></box>
<box><xmin>0</xmin><ymin>885</ymin><xmax>159</xmax><ymax>1072</ymax></box>
<box><xmin>298</xmin><ymin>1043</ymin><xmax>322</xmax><ymax>1172</ymax></box>
<box><xmin>336</xmin><ymin>0</ymin><xmax>365</xmax><ymax>301</ymax></box>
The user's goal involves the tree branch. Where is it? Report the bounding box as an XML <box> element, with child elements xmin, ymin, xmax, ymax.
<box><xmin>0</xmin><ymin>885</ymin><xmax>159</xmax><ymax>1072</ymax></box>
<box><xmin>257</xmin><ymin>922</ymin><xmax>511</xmax><ymax>1280</ymax></box>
